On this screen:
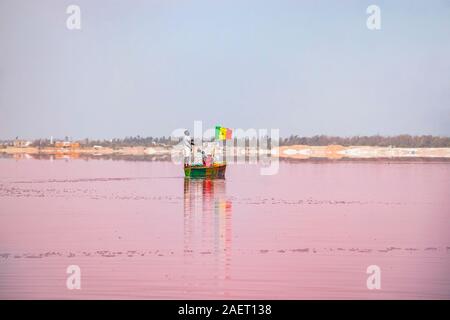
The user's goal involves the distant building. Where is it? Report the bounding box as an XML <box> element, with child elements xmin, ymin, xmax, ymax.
<box><xmin>13</xmin><ymin>139</ymin><xmax>31</xmax><ymax>148</ymax></box>
<box><xmin>55</xmin><ymin>141</ymin><xmax>80</xmax><ymax>149</ymax></box>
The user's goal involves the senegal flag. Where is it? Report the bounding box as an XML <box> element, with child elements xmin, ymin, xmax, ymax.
<box><xmin>215</xmin><ymin>126</ymin><xmax>232</xmax><ymax>141</ymax></box>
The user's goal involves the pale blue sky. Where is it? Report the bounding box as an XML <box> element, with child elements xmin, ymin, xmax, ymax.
<box><xmin>0</xmin><ymin>0</ymin><xmax>449</xmax><ymax>139</ymax></box>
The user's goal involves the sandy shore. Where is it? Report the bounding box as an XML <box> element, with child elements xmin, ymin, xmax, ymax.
<box><xmin>277</xmin><ymin>145</ymin><xmax>450</xmax><ymax>160</ymax></box>
<box><xmin>0</xmin><ymin>146</ymin><xmax>171</xmax><ymax>156</ymax></box>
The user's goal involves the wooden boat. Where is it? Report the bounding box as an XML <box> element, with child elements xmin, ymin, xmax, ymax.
<box><xmin>184</xmin><ymin>162</ymin><xmax>226</xmax><ymax>178</ymax></box>
<box><xmin>183</xmin><ymin>125</ymin><xmax>231</xmax><ymax>179</ymax></box>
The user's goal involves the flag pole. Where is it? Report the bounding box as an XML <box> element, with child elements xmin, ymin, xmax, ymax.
<box><xmin>223</xmin><ymin>138</ymin><xmax>226</xmax><ymax>164</ymax></box>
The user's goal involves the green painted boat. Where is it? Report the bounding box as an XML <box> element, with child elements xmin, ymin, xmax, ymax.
<box><xmin>184</xmin><ymin>163</ymin><xmax>226</xmax><ymax>178</ymax></box>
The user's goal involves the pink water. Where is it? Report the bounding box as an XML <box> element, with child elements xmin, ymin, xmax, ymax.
<box><xmin>0</xmin><ymin>157</ymin><xmax>449</xmax><ymax>299</ymax></box>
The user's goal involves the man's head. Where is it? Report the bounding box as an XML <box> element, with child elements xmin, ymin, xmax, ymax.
<box><xmin>184</xmin><ymin>130</ymin><xmax>190</xmax><ymax>136</ymax></box>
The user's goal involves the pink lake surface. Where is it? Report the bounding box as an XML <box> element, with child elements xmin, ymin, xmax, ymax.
<box><xmin>0</xmin><ymin>157</ymin><xmax>449</xmax><ymax>299</ymax></box>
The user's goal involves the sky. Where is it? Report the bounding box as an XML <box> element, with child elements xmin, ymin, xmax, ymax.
<box><xmin>0</xmin><ymin>0</ymin><xmax>449</xmax><ymax>140</ymax></box>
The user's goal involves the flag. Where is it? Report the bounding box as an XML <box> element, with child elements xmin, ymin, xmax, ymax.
<box><xmin>226</xmin><ymin>128</ymin><xmax>232</xmax><ymax>140</ymax></box>
<box><xmin>215</xmin><ymin>126</ymin><xmax>232</xmax><ymax>141</ymax></box>
<box><xmin>220</xmin><ymin>127</ymin><xmax>226</xmax><ymax>140</ymax></box>
<box><xmin>215</xmin><ymin>126</ymin><xmax>221</xmax><ymax>140</ymax></box>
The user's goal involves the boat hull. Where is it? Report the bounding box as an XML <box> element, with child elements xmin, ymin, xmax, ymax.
<box><xmin>184</xmin><ymin>163</ymin><xmax>226</xmax><ymax>178</ymax></box>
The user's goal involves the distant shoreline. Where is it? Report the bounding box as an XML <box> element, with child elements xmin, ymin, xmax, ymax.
<box><xmin>277</xmin><ymin>145</ymin><xmax>450</xmax><ymax>160</ymax></box>
<box><xmin>1</xmin><ymin>145</ymin><xmax>450</xmax><ymax>161</ymax></box>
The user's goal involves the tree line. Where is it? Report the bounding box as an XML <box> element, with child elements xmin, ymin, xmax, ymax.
<box><xmin>11</xmin><ymin>134</ymin><xmax>450</xmax><ymax>148</ymax></box>
<box><xmin>281</xmin><ymin>134</ymin><xmax>450</xmax><ymax>148</ymax></box>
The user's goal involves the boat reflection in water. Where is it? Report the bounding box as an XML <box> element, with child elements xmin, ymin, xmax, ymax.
<box><xmin>183</xmin><ymin>178</ymin><xmax>233</xmax><ymax>283</ymax></box>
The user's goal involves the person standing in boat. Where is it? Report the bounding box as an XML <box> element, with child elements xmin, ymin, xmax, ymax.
<box><xmin>183</xmin><ymin>130</ymin><xmax>194</xmax><ymax>166</ymax></box>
